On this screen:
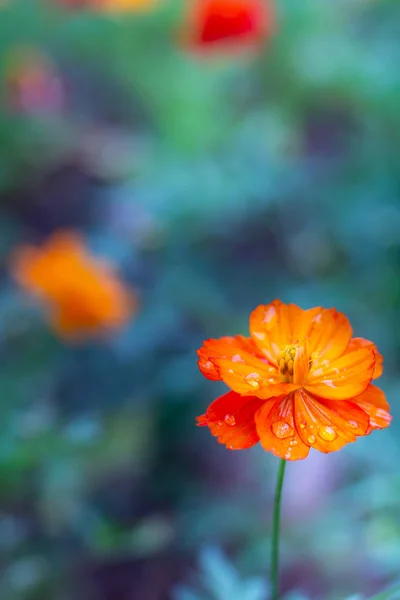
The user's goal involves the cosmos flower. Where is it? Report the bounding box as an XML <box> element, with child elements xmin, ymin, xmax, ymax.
<box><xmin>197</xmin><ymin>300</ymin><xmax>391</xmax><ymax>460</ymax></box>
<box><xmin>11</xmin><ymin>231</ymin><xmax>137</xmax><ymax>341</ymax></box>
<box><xmin>179</xmin><ymin>0</ymin><xmax>275</xmax><ymax>55</ymax></box>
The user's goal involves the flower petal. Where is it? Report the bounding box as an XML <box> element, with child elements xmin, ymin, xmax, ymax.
<box><xmin>196</xmin><ymin>414</ymin><xmax>208</xmax><ymax>426</ymax></box>
<box><xmin>293</xmin><ymin>389</ymin><xmax>369</xmax><ymax>454</ymax></box>
<box><xmin>352</xmin><ymin>384</ymin><xmax>391</xmax><ymax>433</ymax></box>
<box><xmin>306</xmin><ymin>348</ymin><xmax>375</xmax><ymax>400</ymax></box>
<box><xmin>197</xmin><ymin>335</ymin><xmax>267</xmax><ymax>381</ymax></box>
<box><xmin>198</xmin><ymin>391</ymin><xmax>264</xmax><ymax>449</ymax></box>
<box><xmin>255</xmin><ymin>393</ymin><xmax>310</xmax><ymax>460</ymax></box>
<box><xmin>308</xmin><ymin>308</ymin><xmax>352</xmax><ymax>362</ymax></box>
<box><xmin>347</xmin><ymin>337</ymin><xmax>383</xmax><ymax>379</ymax></box>
<box><xmin>249</xmin><ymin>300</ymin><xmax>320</xmax><ymax>364</ymax></box>
<box><xmin>213</xmin><ymin>358</ymin><xmax>296</xmax><ymax>398</ymax></box>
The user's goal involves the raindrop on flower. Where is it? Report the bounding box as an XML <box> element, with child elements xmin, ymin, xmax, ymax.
<box><xmin>224</xmin><ymin>414</ymin><xmax>236</xmax><ymax>427</ymax></box>
<box><xmin>319</xmin><ymin>426</ymin><xmax>337</xmax><ymax>442</ymax></box>
<box><xmin>245</xmin><ymin>373</ymin><xmax>260</xmax><ymax>388</ymax></box>
<box><xmin>308</xmin><ymin>434</ymin><xmax>316</xmax><ymax>444</ymax></box>
<box><xmin>271</xmin><ymin>421</ymin><xmax>294</xmax><ymax>439</ymax></box>
<box><xmin>348</xmin><ymin>421</ymin><xmax>358</xmax><ymax>429</ymax></box>
<box><xmin>231</xmin><ymin>354</ymin><xmax>244</xmax><ymax>363</ymax></box>
<box><xmin>299</xmin><ymin>421</ymin><xmax>306</xmax><ymax>429</ymax></box>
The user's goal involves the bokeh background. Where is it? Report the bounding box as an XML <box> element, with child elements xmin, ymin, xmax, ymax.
<box><xmin>0</xmin><ymin>0</ymin><xmax>400</xmax><ymax>599</ymax></box>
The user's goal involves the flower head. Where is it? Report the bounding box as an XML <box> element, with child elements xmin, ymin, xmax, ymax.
<box><xmin>179</xmin><ymin>0</ymin><xmax>275</xmax><ymax>55</ymax></box>
<box><xmin>197</xmin><ymin>300</ymin><xmax>391</xmax><ymax>460</ymax></box>
<box><xmin>11</xmin><ymin>231</ymin><xmax>137</xmax><ymax>341</ymax></box>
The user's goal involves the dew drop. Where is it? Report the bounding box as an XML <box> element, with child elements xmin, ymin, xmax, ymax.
<box><xmin>285</xmin><ymin>450</ymin><xmax>292</xmax><ymax>460</ymax></box>
<box><xmin>299</xmin><ymin>421</ymin><xmax>306</xmax><ymax>429</ymax></box>
<box><xmin>271</xmin><ymin>421</ymin><xmax>294</xmax><ymax>439</ymax></box>
<box><xmin>307</xmin><ymin>434</ymin><xmax>316</xmax><ymax>445</ymax></box>
<box><xmin>245</xmin><ymin>373</ymin><xmax>260</xmax><ymax>388</ymax></box>
<box><xmin>232</xmin><ymin>354</ymin><xmax>244</xmax><ymax>363</ymax></box>
<box><xmin>348</xmin><ymin>420</ymin><xmax>358</xmax><ymax>429</ymax></box>
<box><xmin>224</xmin><ymin>414</ymin><xmax>236</xmax><ymax>427</ymax></box>
<box><xmin>290</xmin><ymin>439</ymin><xmax>298</xmax><ymax>446</ymax></box>
<box><xmin>318</xmin><ymin>426</ymin><xmax>337</xmax><ymax>442</ymax></box>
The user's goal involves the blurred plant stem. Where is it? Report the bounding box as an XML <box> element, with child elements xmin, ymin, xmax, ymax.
<box><xmin>271</xmin><ymin>459</ymin><xmax>286</xmax><ymax>600</ymax></box>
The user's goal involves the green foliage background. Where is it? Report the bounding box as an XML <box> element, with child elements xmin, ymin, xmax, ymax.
<box><xmin>0</xmin><ymin>1</ymin><xmax>399</xmax><ymax>599</ymax></box>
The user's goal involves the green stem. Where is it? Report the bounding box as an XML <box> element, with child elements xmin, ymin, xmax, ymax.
<box><xmin>271</xmin><ymin>458</ymin><xmax>287</xmax><ymax>600</ymax></box>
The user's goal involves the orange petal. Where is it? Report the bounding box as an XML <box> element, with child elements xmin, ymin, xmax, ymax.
<box><xmin>293</xmin><ymin>389</ymin><xmax>369</xmax><ymax>454</ymax></box>
<box><xmin>308</xmin><ymin>308</ymin><xmax>352</xmax><ymax>362</ymax></box>
<box><xmin>213</xmin><ymin>357</ymin><xmax>296</xmax><ymax>398</ymax></box>
<box><xmin>255</xmin><ymin>393</ymin><xmax>310</xmax><ymax>460</ymax></box>
<box><xmin>249</xmin><ymin>300</ymin><xmax>320</xmax><ymax>364</ymax></box>
<box><xmin>10</xmin><ymin>231</ymin><xmax>85</xmax><ymax>300</ymax></box>
<box><xmin>352</xmin><ymin>384</ymin><xmax>391</xmax><ymax>433</ymax></box>
<box><xmin>197</xmin><ymin>335</ymin><xmax>273</xmax><ymax>382</ymax></box>
<box><xmin>306</xmin><ymin>348</ymin><xmax>375</xmax><ymax>400</ymax></box>
<box><xmin>196</xmin><ymin>414</ymin><xmax>208</xmax><ymax>426</ymax></box>
<box><xmin>347</xmin><ymin>337</ymin><xmax>383</xmax><ymax>379</ymax></box>
<box><xmin>199</xmin><ymin>391</ymin><xmax>264</xmax><ymax>449</ymax></box>
<box><xmin>51</xmin><ymin>306</ymin><xmax>105</xmax><ymax>340</ymax></box>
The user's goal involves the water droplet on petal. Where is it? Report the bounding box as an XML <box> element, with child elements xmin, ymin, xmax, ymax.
<box><xmin>307</xmin><ymin>434</ymin><xmax>316</xmax><ymax>445</ymax></box>
<box><xmin>299</xmin><ymin>421</ymin><xmax>306</xmax><ymax>429</ymax></box>
<box><xmin>224</xmin><ymin>414</ymin><xmax>236</xmax><ymax>427</ymax></box>
<box><xmin>232</xmin><ymin>354</ymin><xmax>244</xmax><ymax>363</ymax></box>
<box><xmin>245</xmin><ymin>373</ymin><xmax>260</xmax><ymax>388</ymax></box>
<box><xmin>319</xmin><ymin>426</ymin><xmax>337</xmax><ymax>442</ymax></box>
<box><xmin>348</xmin><ymin>420</ymin><xmax>358</xmax><ymax>429</ymax></box>
<box><xmin>290</xmin><ymin>439</ymin><xmax>298</xmax><ymax>446</ymax></box>
<box><xmin>285</xmin><ymin>450</ymin><xmax>292</xmax><ymax>460</ymax></box>
<box><xmin>271</xmin><ymin>421</ymin><xmax>294</xmax><ymax>439</ymax></box>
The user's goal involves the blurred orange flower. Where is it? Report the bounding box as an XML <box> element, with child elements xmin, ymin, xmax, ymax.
<box><xmin>197</xmin><ymin>300</ymin><xmax>391</xmax><ymax>460</ymax></box>
<box><xmin>11</xmin><ymin>231</ymin><xmax>137</xmax><ymax>341</ymax></box>
<box><xmin>179</xmin><ymin>0</ymin><xmax>275</xmax><ymax>55</ymax></box>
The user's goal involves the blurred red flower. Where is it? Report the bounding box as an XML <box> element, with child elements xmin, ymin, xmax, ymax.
<box><xmin>197</xmin><ymin>300</ymin><xmax>391</xmax><ymax>460</ymax></box>
<box><xmin>179</xmin><ymin>0</ymin><xmax>275</xmax><ymax>55</ymax></box>
<box><xmin>11</xmin><ymin>231</ymin><xmax>137</xmax><ymax>341</ymax></box>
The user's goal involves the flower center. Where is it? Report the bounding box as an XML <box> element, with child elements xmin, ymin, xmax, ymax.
<box><xmin>277</xmin><ymin>345</ymin><xmax>297</xmax><ymax>383</ymax></box>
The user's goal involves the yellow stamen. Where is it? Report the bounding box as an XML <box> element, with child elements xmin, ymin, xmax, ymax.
<box><xmin>277</xmin><ymin>345</ymin><xmax>297</xmax><ymax>382</ymax></box>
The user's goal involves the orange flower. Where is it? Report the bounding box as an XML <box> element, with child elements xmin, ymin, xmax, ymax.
<box><xmin>197</xmin><ymin>300</ymin><xmax>391</xmax><ymax>460</ymax></box>
<box><xmin>179</xmin><ymin>0</ymin><xmax>275</xmax><ymax>55</ymax></box>
<box><xmin>11</xmin><ymin>231</ymin><xmax>137</xmax><ymax>341</ymax></box>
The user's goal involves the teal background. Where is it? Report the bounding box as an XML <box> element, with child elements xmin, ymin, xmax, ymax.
<box><xmin>0</xmin><ymin>1</ymin><xmax>399</xmax><ymax>599</ymax></box>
